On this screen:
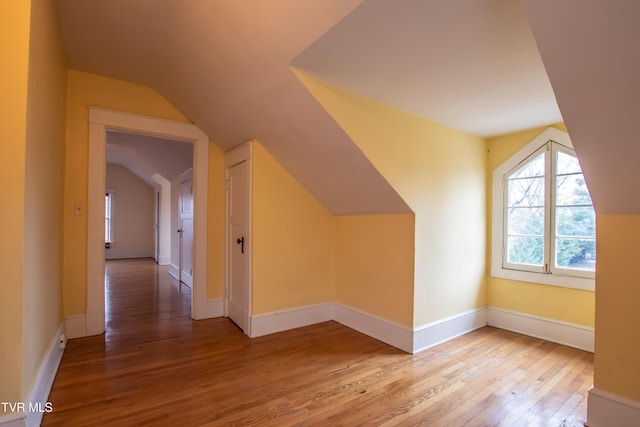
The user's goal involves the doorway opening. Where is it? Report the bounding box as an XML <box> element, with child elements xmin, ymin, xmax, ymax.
<box><xmin>86</xmin><ymin>107</ymin><xmax>209</xmax><ymax>337</ymax></box>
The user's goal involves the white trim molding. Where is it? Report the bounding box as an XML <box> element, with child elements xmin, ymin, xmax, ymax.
<box><xmin>487</xmin><ymin>306</ymin><xmax>594</xmax><ymax>352</ymax></box>
<box><xmin>413</xmin><ymin>307</ymin><xmax>487</xmax><ymax>354</ymax></box>
<box><xmin>105</xmin><ymin>250</ymin><xmax>155</xmax><ymax>260</ymax></box>
<box><xmin>25</xmin><ymin>323</ymin><xmax>65</xmax><ymax>427</ymax></box>
<box><xmin>157</xmin><ymin>255</ymin><xmax>170</xmax><ymax>266</ymax></box>
<box><xmin>334</xmin><ymin>304</ymin><xmax>414</xmax><ymax>353</ymax></box>
<box><xmin>245</xmin><ymin>304</ymin><xmax>592</xmax><ymax>355</ymax></box>
<box><xmin>0</xmin><ymin>412</ymin><xmax>24</xmax><ymax>427</ymax></box>
<box><xmin>246</xmin><ymin>303</ymin><xmax>485</xmax><ymax>355</ymax></box>
<box><xmin>168</xmin><ymin>263</ymin><xmax>180</xmax><ymax>281</ymax></box>
<box><xmin>0</xmin><ymin>323</ymin><xmax>66</xmax><ymax>427</ymax></box>
<box><xmin>587</xmin><ymin>387</ymin><xmax>640</xmax><ymax>427</ymax></box>
<box><xmin>250</xmin><ymin>303</ymin><xmax>333</xmax><ymax>338</ymax></box>
<box><xmin>207</xmin><ymin>298</ymin><xmax>225</xmax><ymax>318</ymax></box>
<box><xmin>87</xmin><ymin>107</ymin><xmax>210</xmax><ymax>337</ymax></box>
<box><xmin>64</xmin><ymin>314</ymin><xmax>87</xmax><ymax>339</ymax></box>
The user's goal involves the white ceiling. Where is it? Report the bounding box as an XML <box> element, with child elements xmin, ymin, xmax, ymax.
<box><xmin>106</xmin><ymin>131</ymin><xmax>193</xmax><ymax>186</ymax></box>
<box><xmin>292</xmin><ymin>0</ymin><xmax>562</xmax><ymax>137</ymax></box>
<box><xmin>55</xmin><ymin>0</ymin><xmax>640</xmax><ymax>214</ymax></box>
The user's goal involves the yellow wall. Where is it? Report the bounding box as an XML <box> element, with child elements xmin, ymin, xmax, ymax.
<box><xmin>63</xmin><ymin>70</ymin><xmax>225</xmax><ymax>314</ymax></box>
<box><xmin>207</xmin><ymin>143</ymin><xmax>226</xmax><ymax>299</ymax></box>
<box><xmin>22</xmin><ymin>0</ymin><xmax>67</xmax><ymax>399</ymax></box>
<box><xmin>251</xmin><ymin>142</ymin><xmax>335</xmax><ymax>313</ymax></box>
<box><xmin>294</xmin><ymin>70</ymin><xmax>487</xmax><ymax>327</ymax></box>
<box><xmin>335</xmin><ymin>214</ymin><xmax>415</xmax><ymax>327</ymax></box>
<box><xmin>485</xmin><ymin>125</ymin><xmax>595</xmax><ymax>327</ymax></box>
<box><xmin>0</xmin><ymin>0</ymin><xmax>31</xmax><ymax>407</ymax></box>
<box><xmin>595</xmin><ymin>214</ymin><xmax>640</xmax><ymax>401</ymax></box>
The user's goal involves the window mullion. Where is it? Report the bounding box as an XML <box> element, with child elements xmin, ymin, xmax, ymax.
<box><xmin>544</xmin><ymin>142</ymin><xmax>553</xmax><ymax>274</ymax></box>
<box><xmin>502</xmin><ymin>175</ymin><xmax>509</xmax><ymax>267</ymax></box>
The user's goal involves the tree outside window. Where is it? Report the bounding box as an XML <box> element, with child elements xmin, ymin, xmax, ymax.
<box><xmin>492</xmin><ymin>127</ymin><xmax>595</xmax><ymax>291</ymax></box>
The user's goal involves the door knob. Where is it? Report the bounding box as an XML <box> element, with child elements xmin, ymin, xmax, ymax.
<box><xmin>236</xmin><ymin>237</ymin><xmax>244</xmax><ymax>254</ymax></box>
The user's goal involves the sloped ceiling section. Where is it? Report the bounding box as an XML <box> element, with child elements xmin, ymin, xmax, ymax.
<box><xmin>55</xmin><ymin>0</ymin><xmax>411</xmax><ymax>215</ymax></box>
<box><xmin>106</xmin><ymin>131</ymin><xmax>193</xmax><ymax>186</ymax></box>
<box><xmin>521</xmin><ymin>0</ymin><xmax>640</xmax><ymax>214</ymax></box>
<box><xmin>292</xmin><ymin>0</ymin><xmax>562</xmax><ymax>138</ymax></box>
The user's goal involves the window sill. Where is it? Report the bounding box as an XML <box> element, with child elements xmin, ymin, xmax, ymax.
<box><xmin>490</xmin><ymin>267</ymin><xmax>595</xmax><ymax>292</ymax></box>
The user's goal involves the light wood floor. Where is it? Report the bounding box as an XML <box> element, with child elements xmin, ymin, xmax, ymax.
<box><xmin>43</xmin><ymin>258</ymin><xmax>593</xmax><ymax>426</ymax></box>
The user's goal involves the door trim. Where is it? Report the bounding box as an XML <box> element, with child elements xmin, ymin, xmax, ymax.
<box><xmin>224</xmin><ymin>141</ymin><xmax>253</xmax><ymax>335</ymax></box>
<box><xmin>87</xmin><ymin>107</ymin><xmax>209</xmax><ymax>336</ymax></box>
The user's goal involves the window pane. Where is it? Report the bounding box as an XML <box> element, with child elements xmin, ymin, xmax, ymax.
<box><xmin>510</xmin><ymin>152</ymin><xmax>545</xmax><ymax>179</ymax></box>
<box><xmin>556</xmin><ymin>206</ymin><xmax>595</xmax><ymax>237</ymax></box>
<box><xmin>507</xmin><ymin>236</ymin><xmax>544</xmax><ymax>266</ymax></box>
<box><xmin>556</xmin><ymin>173</ymin><xmax>592</xmax><ymax>205</ymax></box>
<box><xmin>508</xmin><ymin>207</ymin><xmax>544</xmax><ymax>236</ymax></box>
<box><xmin>556</xmin><ymin>238</ymin><xmax>596</xmax><ymax>271</ymax></box>
<box><xmin>556</xmin><ymin>150</ymin><xmax>582</xmax><ymax>175</ymax></box>
<box><xmin>105</xmin><ymin>193</ymin><xmax>112</xmax><ymax>243</ymax></box>
<box><xmin>105</xmin><ymin>194</ymin><xmax>110</xmax><ymax>217</ymax></box>
<box><xmin>508</xmin><ymin>177</ymin><xmax>544</xmax><ymax>207</ymax></box>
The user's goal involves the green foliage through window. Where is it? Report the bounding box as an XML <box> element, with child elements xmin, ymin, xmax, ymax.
<box><xmin>504</xmin><ymin>142</ymin><xmax>595</xmax><ymax>273</ymax></box>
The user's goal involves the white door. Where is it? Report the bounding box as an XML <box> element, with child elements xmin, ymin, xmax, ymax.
<box><xmin>179</xmin><ymin>178</ymin><xmax>194</xmax><ymax>287</ymax></box>
<box><xmin>227</xmin><ymin>160</ymin><xmax>250</xmax><ymax>333</ymax></box>
<box><xmin>154</xmin><ymin>190</ymin><xmax>160</xmax><ymax>263</ymax></box>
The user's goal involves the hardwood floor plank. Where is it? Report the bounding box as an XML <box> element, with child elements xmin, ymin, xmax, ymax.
<box><xmin>43</xmin><ymin>259</ymin><xmax>593</xmax><ymax>426</ymax></box>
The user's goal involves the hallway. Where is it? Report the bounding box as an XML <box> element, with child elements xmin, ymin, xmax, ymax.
<box><xmin>104</xmin><ymin>259</ymin><xmax>193</xmax><ymax>345</ymax></box>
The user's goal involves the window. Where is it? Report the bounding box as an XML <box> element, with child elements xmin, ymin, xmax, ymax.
<box><xmin>105</xmin><ymin>192</ymin><xmax>113</xmax><ymax>243</ymax></box>
<box><xmin>491</xmin><ymin>128</ymin><xmax>595</xmax><ymax>291</ymax></box>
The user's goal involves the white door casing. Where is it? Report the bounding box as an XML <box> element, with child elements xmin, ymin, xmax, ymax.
<box><xmin>179</xmin><ymin>176</ymin><xmax>194</xmax><ymax>287</ymax></box>
<box><xmin>225</xmin><ymin>143</ymin><xmax>252</xmax><ymax>335</ymax></box>
<box><xmin>154</xmin><ymin>190</ymin><xmax>160</xmax><ymax>263</ymax></box>
<box><xmin>87</xmin><ymin>107</ymin><xmax>209</xmax><ymax>336</ymax></box>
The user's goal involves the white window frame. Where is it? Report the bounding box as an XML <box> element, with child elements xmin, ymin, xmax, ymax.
<box><xmin>105</xmin><ymin>189</ymin><xmax>115</xmax><ymax>244</ymax></box>
<box><xmin>491</xmin><ymin>128</ymin><xmax>595</xmax><ymax>291</ymax></box>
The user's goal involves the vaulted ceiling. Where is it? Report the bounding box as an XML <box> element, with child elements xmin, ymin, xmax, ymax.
<box><xmin>292</xmin><ymin>0</ymin><xmax>561</xmax><ymax>138</ymax></box>
<box><xmin>55</xmin><ymin>0</ymin><xmax>640</xmax><ymax>215</ymax></box>
<box><xmin>106</xmin><ymin>131</ymin><xmax>193</xmax><ymax>186</ymax></box>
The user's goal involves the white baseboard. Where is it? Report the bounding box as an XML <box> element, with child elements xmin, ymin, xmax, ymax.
<box><xmin>25</xmin><ymin>323</ymin><xmax>64</xmax><ymax>427</ymax></box>
<box><xmin>249</xmin><ymin>303</ymin><xmax>333</xmax><ymax>338</ymax></box>
<box><xmin>0</xmin><ymin>323</ymin><xmax>66</xmax><ymax>427</ymax></box>
<box><xmin>0</xmin><ymin>413</ymin><xmax>24</xmax><ymax>427</ymax></box>
<box><xmin>105</xmin><ymin>250</ymin><xmax>154</xmax><ymax>260</ymax></box>
<box><xmin>246</xmin><ymin>303</ymin><xmax>485</xmax><ymax>355</ymax></box>
<box><xmin>413</xmin><ymin>307</ymin><xmax>487</xmax><ymax>354</ymax></box>
<box><xmin>64</xmin><ymin>314</ymin><xmax>87</xmax><ymax>339</ymax></box>
<box><xmin>487</xmin><ymin>306</ymin><xmax>594</xmax><ymax>352</ymax></box>
<box><xmin>181</xmin><ymin>271</ymin><xmax>193</xmax><ymax>287</ymax></box>
<box><xmin>157</xmin><ymin>255</ymin><xmax>170</xmax><ymax>266</ymax></box>
<box><xmin>207</xmin><ymin>298</ymin><xmax>224</xmax><ymax>318</ymax></box>
<box><xmin>168</xmin><ymin>263</ymin><xmax>179</xmax><ymax>281</ymax></box>
<box><xmin>334</xmin><ymin>304</ymin><xmax>413</xmax><ymax>353</ymax></box>
<box><xmin>587</xmin><ymin>387</ymin><xmax>640</xmax><ymax>427</ymax></box>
